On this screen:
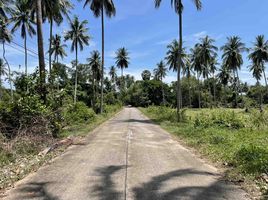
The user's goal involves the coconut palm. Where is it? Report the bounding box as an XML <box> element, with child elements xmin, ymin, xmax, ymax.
<box><xmin>166</xmin><ymin>40</ymin><xmax>189</xmax><ymax>108</ymax></box>
<box><xmin>221</xmin><ymin>36</ymin><xmax>247</xmax><ymax>107</ymax></box>
<box><xmin>87</xmin><ymin>50</ymin><xmax>101</xmax><ymax>110</ymax></box>
<box><xmin>0</xmin><ymin>0</ymin><xmax>13</xmax><ymax>19</ymax></box>
<box><xmin>0</xmin><ymin>19</ymin><xmax>13</xmax><ymax>101</ymax></box>
<box><xmin>64</xmin><ymin>16</ymin><xmax>90</xmax><ymax>104</ymax></box>
<box><xmin>47</xmin><ymin>0</ymin><xmax>73</xmax><ymax>75</ymax></box>
<box><xmin>249</xmin><ymin>62</ymin><xmax>263</xmax><ymax>111</ymax></box>
<box><xmin>10</xmin><ymin>0</ymin><xmax>36</xmax><ymax>75</ymax></box>
<box><xmin>82</xmin><ymin>0</ymin><xmax>116</xmax><ymax>114</ymax></box>
<box><xmin>190</xmin><ymin>44</ymin><xmax>202</xmax><ymax>108</ymax></box>
<box><xmin>115</xmin><ymin>47</ymin><xmax>130</xmax><ymax>77</ymax></box>
<box><xmin>154</xmin><ymin>60</ymin><xmax>167</xmax><ymax>104</ymax></box>
<box><xmin>27</xmin><ymin>0</ymin><xmax>46</xmax><ymax>102</ymax></box>
<box><xmin>49</xmin><ymin>34</ymin><xmax>67</xmax><ymax>63</ymax></box>
<box><xmin>109</xmin><ymin>65</ymin><xmax>117</xmax><ymax>91</ymax></box>
<box><xmin>217</xmin><ymin>65</ymin><xmax>231</xmax><ymax>107</ymax></box>
<box><xmin>0</xmin><ymin>58</ymin><xmax>7</xmax><ymax>100</ymax></box>
<box><xmin>248</xmin><ymin>35</ymin><xmax>268</xmax><ymax>93</ymax></box>
<box><xmin>155</xmin><ymin>0</ymin><xmax>202</xmax><ymax>121</ymax></box>
<box><xmin>182</xmin><ymin>60</ymin><xmax>194</xmax><ymax>107</ymax></box>
<box><xmin>196</xmin><ymin>36</ymin><xmax>218</xmax><ymax>107</ymax></box>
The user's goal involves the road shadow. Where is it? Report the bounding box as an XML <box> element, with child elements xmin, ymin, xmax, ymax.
<box><xmin>132</xmin><ymin>168</ymin><xmax>240</xmax><ymax>200</ymax></box>
<box><xmin>119</xmin><ymin>119</ymin><xmax>158</xmax><ymax>125</ymax></box>
<box><xmin>17</xmin><ymin>181</ymin><xmax>58</xmax><ymax>200</ymax></box>
<box><xmin>90</xmin><ymin>165</ymin><xmax>126</xmax><ymax>200</ymax></box>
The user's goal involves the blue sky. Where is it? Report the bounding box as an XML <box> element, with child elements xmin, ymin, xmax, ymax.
<box><xmin>2</xmin><ymin>0</ymin><xmax>268</xmax><ymax>85</ymax></box>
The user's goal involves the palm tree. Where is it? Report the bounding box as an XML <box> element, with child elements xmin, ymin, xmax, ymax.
<box><xmin>0</xmin><ymin>19</ymin><xmax>13</xmax><ymax>101</ymax></box>
<box><xmin>87</xmin><ymin>50</ymin><xmax>101</xmax><ymax>111</ymax></box>
<box><xmin>190</xmin><ymin>44</ymin><xmax>202</xmax><ymax>108</ymax></box>
<box><xmin>47</xmin><ymin>0</ymin><xmax>73</xmax><ymax>75</ymax></box>
<box><xmin>196</xmin><ymin>36</ymin><xmax>218</xmax><ymax>107</ymax></box>
<box><xmin>248</xmin><ymin>35</ymin><xmax>268</xmax><ymax>94</ymax></box>
<box><xmin>49</xmin><ymin>34</ymin><xmax>67</xmax><ymax>63</ymax></box>
<box><xmin>28</xmin><ymin>0</ymin><xmax>46</xmax><ymax>102</ymax></box>
<box><xmin>155</xmin><ymin>0</ymin><xmax>202</xmax><ymax>121</ymax></box>
<box><xmin>249</xmin><ymin>62</ymin><xmax>263</xmax><ymax>111</ymax></box>
<box><xmin>217</xmin><ymin>65</ymin><xmax>231</xmax><ymax>107</ymax></box>
<box><xmin>83</xmin><ymin>0</ymin><xmax>116</xmax><ymax>114</ymax></box>
<box><xmin>0</xmin><ymin>0</ymin><xmax>13</xmax><ymax>19</ymax></box>
<box><xmin>64</xmin><ymin>16</ymin><xmax>90</xmax><ymax>104</ymax></box>
<box><xmin>154</xmin><ymin>60</ymin><xmax>167</xmax><ymax>104</ymax></box>
<box><xmin>221</xmin><ymin>36</ymin><xmax>247</xmax><ymax>108</ymax></box>
<box><xmin>0</xmin><ymin>58</ymin><xmax>7</xmax><ymax>100</ymax></box>
<box><xmin>10</xmin><ymin>0</ymin><xmax>36</xmax><ymax>75</ymax></box>
<box><xmin>115</xmin><ymin>47</ymin><xmax>130</xmax><ymax>77</ymax></box>
<box><xmin>109</xmin><ymin>65</ymin><xmax>117</xmax><ymax>91</ymax></box>
<box><xmin>166</xmin><ymin>39</ymin><xmax>189</xmax><ymax>108</ymax></box>
<box><xmin>182</xmin><ymin>60</ymin><xmax>193</xmax><ymax>107</ymax></box>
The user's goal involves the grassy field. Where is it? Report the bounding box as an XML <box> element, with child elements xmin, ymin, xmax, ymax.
<box><xmin>140</xmin><ymin>106</ymin><xmax>268</xmax><ymax>198</ymax></box>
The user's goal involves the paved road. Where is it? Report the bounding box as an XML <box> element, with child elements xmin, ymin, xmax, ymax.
<box><xmin>3</xmin><ymin>108</ymin><xmax>249</xmax><ymax>200</ymax></box>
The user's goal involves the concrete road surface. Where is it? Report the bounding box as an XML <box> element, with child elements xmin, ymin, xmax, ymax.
<box><xmin>3</xmin><ymin>108</ymin><xmax>250</xmax><ymax>200</ymax></box>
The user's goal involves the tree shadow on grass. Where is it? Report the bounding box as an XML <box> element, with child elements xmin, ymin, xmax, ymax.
<box><xmin>132</xmin><ymin>168</ymin><xmax>244</xmax><ymax>200</ymax></box>
<box><xmin>90</xmin><ymin>165</ymin><xmax>126</xmax><ymax>200</ymax></box>
<box><xmin>17</xmin><ymin>181</ymin><xmax>58</xmax><ymax>200</ymax></box>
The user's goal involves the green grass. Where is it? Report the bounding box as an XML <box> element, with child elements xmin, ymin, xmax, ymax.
<box><xmin>140</xmin><ymin>106</ymin><xmax>268</xmax><ymax>197</ymax></box>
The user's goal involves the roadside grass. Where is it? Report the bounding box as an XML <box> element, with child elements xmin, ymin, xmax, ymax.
<box><xmin>0</xmin><ymin>104</ymin><xmax>122</xmax><ymax>191</ymax></box>
<box><xmin>140</xmin><ymin>106</ymin><xmax>268</xmax><ymax>198</ymax></box>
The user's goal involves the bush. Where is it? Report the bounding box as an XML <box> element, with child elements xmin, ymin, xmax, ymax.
<box><xmin>234</xmin><ymin>144</ymin><xmax>268</xmax><ymax>175</ymax></box>
<box><xmin>63</xmin><ymin>102</ymin><xmax>96</xmax><ymax>125</ymax></box>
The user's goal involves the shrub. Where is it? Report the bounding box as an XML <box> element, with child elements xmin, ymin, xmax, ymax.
<box><xmin>234</xmin><ymin>144</ymin><xmax>268</xmax><ymax>175</ymax></box>
<box><xmin>63</xmin><ymin>102</ymin><xmax>96</xmax><ymax>125</ymax></box>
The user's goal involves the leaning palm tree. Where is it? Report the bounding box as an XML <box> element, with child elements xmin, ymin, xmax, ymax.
<box><xmin>217</xmin><ymin>65</ymin><xmax>231</xmax><ymax>107</ymax></box>
<box><xmin>0</xmin><ymin>58</ymin><xmax>7</xmax><ymax>100</ymax></box>
<box><xmin>221</xmin><ymin>36</ymin><xmax>247</xmax><ymax>108</ymax></box>
<box><xmin>115</xmin><ymin>47</ymin><xmax>130</xmax><ymax>77</ymax></box>
<box><xmin>82</xmin><ymin>0</ymin><xmax>116</xmax><ymax>114</ymax></box>
<box><xmin>10</xmin><ymin>0</ymin><xmax>36</xmax><ymax>75</ymax></box>
<box><xmin>87</xmin><ymin>50</ymin><xmax>101</xmax><ymax>111</ymax></box>
<box><xmin>166</xmin><ymin>39</ymin><xmax>189</xmax><ymax>108</ymax></box>
<box><xmin>109</xmin><ymin>65</ymin><xmax>117</xmax><ymax>91</ymax></box>
<box><xmin>248</xmin><ymin>35</ymin><xmax>268</xmax><ymax>94</ymax></box>
<box><xmin>64</xmin><ymin>16</ymin><xmax>90</xmax><ymax>104</ymax></box>
<box><xmin>249</xmin><ymin>61</ymin><xmax>263</xmax><ymax>111</ymax></box>
<box><xmin>154</xmin><ymin>60</ymin><xmax>167</xmax><ymax>104</ymax></box>
<box><xmin>155</xmin><ymin>0</ymin><xmax>202</xmax><ymax>121</ymax></box>
<box><xmin>49</xmin><ymin>34</ymin><xmax>67</xmax><ymax>63</ymax></box>
<box><xmin>0</xmin><ymin>19</ymin><xmax>13</xmax><ymax>101</ymax></box>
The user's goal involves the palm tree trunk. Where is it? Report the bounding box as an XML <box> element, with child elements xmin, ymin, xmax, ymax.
<box><xmin>198</xmin><ymin>74</ymin><xmax>201</xmax><ymax>109</ymax></box>
<box><xmin>233</xmin><ymin>70</ymin><xmax>238</xmax><ymax>108</ymax></box>
<box><xmin>2</xmin><ymin>43</ymin><xmax>13</xmax><ymax>102</ymax></box>
<box><xmin>224</xmin><ymin>85</ymin><xmax>227</xmax><ymax>108</ymax></box>
<box><xmin>213</xmin><ymin>72</ymin><xmax>216</xmax><ymax>107</ymax></box>
<box><xmin>36</xmin><ymin>0</ymin><xmax>46</xmax><ymax>103</ymax></box>
<box><xmin>161</xmin><ymin>77</ymin><xmax>165</xmax><ymax>104</ymax></box>
<box><xmin>188</xmin><ymin>76</ymin><xmax>191</xmax><ymax>107</ymax></box>
<box><xmin>0</xmin><ymin>73</ymin><xmax>2</xmax><ymax>101</ymax></box>
<box><xmin>263</xmin><ymin>69</ymin><xmax>268</xmax><ymax>94</ymax></box>
<box><xmin>100</xmin><ymin>6</ymin><xmax>104</xmax><ymax>114</ymax></box>
<box><xmin>49</xmin><ymin>19</ymin><xmax>53</xmax><ymax>76</ymax></box>
<box><xmin>92</xmin><ymin>72</ymin><xmax>95</xmax><ymax>111</ymax></box>
<box><xmin>74</xmin><ymin>43</ymin><xmax>78</xmax><ymax>104</ymax></box>
<box><xmin>177</xmin><ymin>0</ymin><xmax>183</xmax><ymax>121</ymax></box>
<box><xmin>24</xmin><ymin>34</ymin><xmax>27</xmax><ymax>75</ymax></box>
